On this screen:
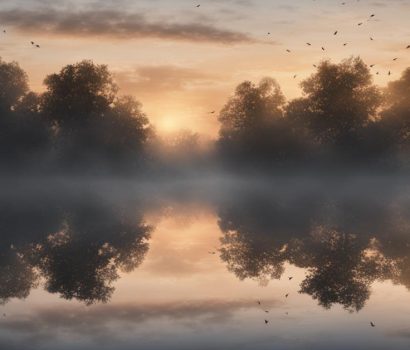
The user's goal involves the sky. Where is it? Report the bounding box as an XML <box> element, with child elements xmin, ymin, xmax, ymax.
<box><xmin>0</xmin><ymin>0</ymin><xmax>409</xmax><ymax>136</ymax></box>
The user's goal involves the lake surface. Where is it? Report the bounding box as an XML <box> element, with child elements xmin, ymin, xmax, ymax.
<box><xmin>1</xmin><ymin>176</ymin><xmax>410</xmax><ymax>350</ymax></box>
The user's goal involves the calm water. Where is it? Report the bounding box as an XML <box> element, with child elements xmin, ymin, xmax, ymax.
<box><xmin>1</xmin><ymin>176</ymin><xmax>410</xmax><ymax>350</ymax></box>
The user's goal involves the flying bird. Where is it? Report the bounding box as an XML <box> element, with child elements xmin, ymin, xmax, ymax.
<box><xmin>370</xmin><ymin>322</ymin><xmax>376</xmax><ymax>327</ymax></box>
<box><xmin>265</xmin><ymin>320</ymin><xmax>269</xmax><ymax>325</ymax></box>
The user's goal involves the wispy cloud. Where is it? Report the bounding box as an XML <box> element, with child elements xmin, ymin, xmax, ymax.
<box><xmin>0</xmin><ymin>8</ymin><xmax>256</xmax><ymax>44</ymax></box>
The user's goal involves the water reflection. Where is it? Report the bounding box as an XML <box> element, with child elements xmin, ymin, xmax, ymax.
<box><xmin>0</xmin><ymin>186</ymin><xmax>151</xmax><ymax>304</ymax></box>
<box><xmin>2</xmin><ymin>177</ymin><xmax>410</xmax><ymax>313</ymax></box>
<box><xmin>216</xmin><ymin>180</ymin><xmax>410</xmax><ymax>311</ymax></box>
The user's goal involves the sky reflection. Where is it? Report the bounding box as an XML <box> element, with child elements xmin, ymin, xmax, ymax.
<box><xmin>1</xmin><ymin>177</ymin><xmax>410</xmax><ymax>349</ymax></box>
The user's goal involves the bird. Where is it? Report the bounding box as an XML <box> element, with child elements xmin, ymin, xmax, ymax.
<box><xmin>209</xmin><ymin>111</ymin><xmax>216</xmax><ymax>114</ymax></box>
<box><xmin>370</xmin><ymin>14</ymin><xmax>375</xmax><ymax>18</ymax></box>
<box><xmin>369</xmin><ymin>64</ymin><xmax>375</xmax><ymax>68</ymax></box>
<box><xmin>288</xmin><ymin>277</ymin><xmax>293</xmax><ymax>280</ymax></box>
<box><xmin>334</xmin><ymin>31</ymin><xmax>338</xmax><ymax>35</ymax></box>
<box><xmin>407</xmin><ymin>45</ymin><xmax>410</xmax><ymax>49</ymax></box>
<box><xmin>208</xmin><ymin>251</ymin><xmax>216</xmax><ymax>255</ymax></box>
<box><xmin>343</xmin><ymin>43</ymin><xmax>348</xmax><ymax>46</ymax></box>
<box><xmin>393</xmin><ymin>58</ymin><xmax>398</xmax><ymax>61</ymax></box>
<box><xmin>35</xmin><ymin>44</ymin><xmax>40</xmax><ymax>48</ymax></box>
<box><xmin>370</xmin><ymin>37</ymin><xmax>374</xmax><ymax>41</ymax></box>
<box><xmin>321</xmin><ymin>47</ymin><xmax>325</xmax><ymax>51</ymax></box>
<box><xmin>286</xmin><ymin>49</ymin><xmax>291</xmax><ymax>53</ymax></box>
<box><xmin>285</xmin><ymin>294</ymin><xmax>289</xmax><ymax>298</ymax></box>
<box><xmin>293</xmin><ymin>75</ymin><xmax>297</xmax><ymax>79</ymax></box>
<box><xmin>358</xmin><ymin>22</ymin><xmax>363</xmax><ymax>26</ymax></box>
<box><xmin>306</xmin><ymin>43</ymin><xmax>312</xmax><ymax>46</ymax></box>
<box><xmin>265</xmin><ymin>310</ymin><xmax>269</xmax><ymax>313</ymax></box>
<box><xmin>30</xmin><ymin>41</ymin><xmax>34</xmax><ymax>45</ymax></box>
<box><xmin>370</xmin><ymin>322</ymin><xmax>376</xmax><ymax>327</ymax></box>
<box><xmin>2</xmin><ymin>30</ymin><xmax>6</xmax><ymax>34</ymax></box>
<box><xmin>265</xmin><ymin>320</ymin><xmax>269</xmax><ymax>325</ymax></box>
<box><xmin>257</xmin><ymin>301</ymin><xmax>261</xmax><ymax>305</ymax></box>
<box><xmin>388</xmin><ymin>71</ymin><xmax>392</xmax><ymax>76</ymax></box>
<box><xmin>196</xmin><ymin>4</ymin><xmax>200</xmax><ymax>7</ymax></box>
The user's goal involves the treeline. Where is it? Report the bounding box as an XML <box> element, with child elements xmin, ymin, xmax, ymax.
<box><xmin>0</xmin><ymin>58</ymin><xmax>151</xmax><ymax>173</ymax></box>
<box><xmin>218</xmin><ymin>57</ymin><xmax>410</xmax><ymax>171</ymax></box>
<box><xmin>1</xmin><ymin>56</ymin><xmax>410</xmax><ymax>174</ymax></box>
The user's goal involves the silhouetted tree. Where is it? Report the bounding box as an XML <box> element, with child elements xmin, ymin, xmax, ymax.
<box><xmin>287</xmin><ymin>58</ymin><xmax>381</xmax><ymax>154</ymax></box>
<box><xmin>378</xmin><ymin>68</ymin><xmax>410</xmax><ymax>166</ymax></box>
<box><xmin>0</xmin><ymin>58</ymin><xmax>28</xmax><ymax>112</ymax></box>
<box><xmin>0</xmin><ymin>59</ymin><xmax>51</xmax><ymax>168</ymax></box>
<box><xmin>41</xmin><ymin>60</ymin><xmax>151</xmax><ymax>168</ymax></box>
<box><xmin>217</xmin><ymin>78</ymin><xmax>309</xmax><ymax>164</ymax></box>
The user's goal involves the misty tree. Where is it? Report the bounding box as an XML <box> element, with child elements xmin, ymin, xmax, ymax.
<box><xmin>41</xmin><ymin>60</ymin><xmax>152</xmax><ymax>166</ymax></box>
<box><xmin>0</xmin><ymin>58</ymin><xmax>51</xmax><ymax>166</ymax></box>
<box><xmin>0</xmin><ymin>58</ymin><xmax>28</xmax><ymax>112</ymax></box>
<box><xmin>287</xmin><ymin>57</ymin><xmax>382</xmax><ymax>153</ymax></box>
<box><xmin>378</xmin><ymin>68</ymin><xmax>410</xmax><ymax>161</ymax></box>
<box><xmin>218</xmin><ymin>78</ymin><xmax>308</xmax><ymax>162</ymax></box>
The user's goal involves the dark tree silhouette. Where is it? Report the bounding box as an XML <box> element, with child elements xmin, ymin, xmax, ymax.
<box><xmin>378</xmin><ymin>68</ymin><xmax>410</xmax><ymax>165</ymax></box>
<box><xmin>0</xmin><ymin>58</ymin><xmax>28</xmax><ymax>112</ymax></box>
<box><xmin>217</xmin><ymin>78</ymin><xmax>309</xmax><ymax>164</ymax></box>
<box><xmin>41</xmin><ymin>60</ymin><xmax>151</xmax><ymax>167</ymax></box>
<box><xmin>0</xmin><ymin>59</ymin><xmax>51</xmax><ymax>167</ymax></box>
<box><xmin>287</xmin><ymin>57</ymin><xmax>382</xmax><ymax>151</ymax></box>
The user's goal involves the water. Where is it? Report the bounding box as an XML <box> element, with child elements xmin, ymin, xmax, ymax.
<box><xmin>1</xmin><ymin>175</ymin><xmax>410</xmax><ymax>349</ymax></box>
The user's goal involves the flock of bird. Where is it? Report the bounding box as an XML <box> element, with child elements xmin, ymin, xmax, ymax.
<box><xmin>195</xmin><ymin>1</ymin><xmax>410</xmax><ymax>79</ymax></box>
<box><xmin>255</xmin><ymin>277</ymin><xmax>293</xmax><ymax>326</ymax></box>
<box><xmin>2</xmin><ymin>29</ymin><xmax>40</xmax><ymax>48</ymax></box>
<box><xmin>209</xmin><ymin>248</ymin><xmax>377</xmax><ymax>328</ymax></box>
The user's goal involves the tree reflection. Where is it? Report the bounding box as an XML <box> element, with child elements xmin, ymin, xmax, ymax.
<box><xmin>217</xmin><ymin>183</ymin><xmax>410</xmax><ymax>311</ymax></box>
<box><xmin>0</xmin><ymin>189</ymin><xmax>152</xmax><ymax>305</ymax></box>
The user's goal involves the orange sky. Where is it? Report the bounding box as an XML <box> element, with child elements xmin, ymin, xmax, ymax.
<box><xmin>1</xmin><ymin>0</ymin><xmax>409</xmax><ymax>136</ymax></box>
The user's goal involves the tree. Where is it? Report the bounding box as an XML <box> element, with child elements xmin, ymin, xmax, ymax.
<box><xmin>0</xmin><ymin>59</ymin><xmax>51</xmax><ymax>167</ymax></box>
<box><xmin>42</xmin><ymin>60</ymin><xmax>117</xmax><ymax>129</ymax></box>
<box><xmin>217</xmin><ymin>78</ymin><xmax>307</xmax><ymax>162</ymax></box>
<box><xmin>0</xmin><ymin>58</ymin><xmax>28</xmax><ymax>112</ymax></box>
<box><xmin>379</xmin><ymin>68</ymin><xmax>410</xmax><ymax>159</ymax></box>
<box><xmin>41</xmin><ymin>60</ymin><xmax>152</xmax><ymax>166</ymax></box>
<box><xmin>287</xmin><ymin>57</ymin><xmax>382</xmax><ymax>151</ymax></box>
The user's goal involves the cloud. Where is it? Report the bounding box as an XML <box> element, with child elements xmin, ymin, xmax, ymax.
<box><xmin>1</xmin><ymin>298</ymin><xmax>281</xmax><ymax>339</ymax></box>
<box><xmin>0</xmin><ymin>8</ymin><xmax>256</xmax><ymax>44</ymax></box>
<box><xmin>114</xmin><ymin>65</ymin><xmax>219</xmax><ymax>95</ymax></box>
